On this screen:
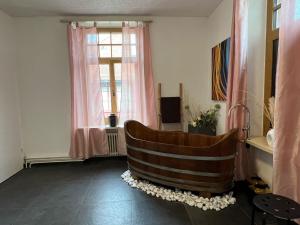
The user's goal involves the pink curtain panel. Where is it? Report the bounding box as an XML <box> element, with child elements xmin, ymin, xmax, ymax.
<box><xmin>67</xmin><ymin>25</ymin><xmax>109</xmax><ymax>159</ymax></box>
<box><xmin>118</xmin><ymin>22</ymin><xmax>158</xmax><ymax>129</ymax></box>
<box><xmin>274</xmin><ymin>0</ymin><xmax>300</xmax><ymax>209</ymax></box>
<box><xmin>226</xmin><ymin>0</ymin><xmax>249</xmax><ymax>180</ymax></box>
<box><xmin>117</xmin><ymin>22</ymin><xmax>158</xmax><ymax>154</ymax></box>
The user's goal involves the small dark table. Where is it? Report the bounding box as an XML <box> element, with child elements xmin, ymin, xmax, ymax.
<box><xmin>251</xmin><ymin>194</ymin><xmax>300</xmax><ymax>225</ymax></box>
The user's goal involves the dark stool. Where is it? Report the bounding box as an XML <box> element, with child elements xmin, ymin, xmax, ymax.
<box><xmin>251</xmin><ymin>194</ymin><xmax>300</xmax><ymax>225</ymax></box>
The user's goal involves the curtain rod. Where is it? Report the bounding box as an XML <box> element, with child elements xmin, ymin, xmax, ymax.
<box><xmin>60</xmin><ymin>18</ymin><xmax>152</xmax><ymax>24</ymax></box>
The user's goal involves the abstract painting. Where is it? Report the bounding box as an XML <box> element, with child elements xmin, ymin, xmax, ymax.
<box><xmin>212</xmin><ymin>38</ymin><xmax>230</xmax><ymax>101</ymax></box>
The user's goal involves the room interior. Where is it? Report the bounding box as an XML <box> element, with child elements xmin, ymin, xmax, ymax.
<box><xmin>1</xmin><ymin>0</ymin><xmax>300</xmax><ymax>224</ymax></box>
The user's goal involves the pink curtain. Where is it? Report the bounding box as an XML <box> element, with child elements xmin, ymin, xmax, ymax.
<box><xmin>119</xmin><ymin>22</ymin><xmax>158</xmax><ymax>128</ymax></box>
<box><xmin>117</xmin><ymin>22</ymin><xmax>158</xmax><ymax>154</ymax></box>
<box><xmin>68</xmin><ymin>25</ymin><xmax>109</xmax><ymax>159</ymax></box>
<box><xmin>273</xmin><ymin>0</ymin><xmax>300</xmax><ymax>208</ymax></box>
<box><xmin>226</xmin><ymin>0</ymin><xmax>248</xmax><ymax>180</ymax></box>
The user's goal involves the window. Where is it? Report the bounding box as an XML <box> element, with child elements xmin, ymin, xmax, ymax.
<box><xmin>296</xmin><ymin>0</ymin><xmax>300</xmax><ymax>20</ymax></box>
<box><xmin>273</xmin><ymin>0</ymin><xmax>281</xmax><ymax>29</ymax></box>
<box><xmin>97</xmin><ymin>29</ymin><xmax>122</xmax><ymax>118</ymax></box>
<box><xmin>263</xmin><ymin>0</ymin><xmax>280</xmax><ymax>134</ymax></box>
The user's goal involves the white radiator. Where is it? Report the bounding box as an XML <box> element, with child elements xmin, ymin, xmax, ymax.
<box><xmin>106</xmin><ymin>127</ymin><xmax>119</xmax><ymax>156</ymax></box>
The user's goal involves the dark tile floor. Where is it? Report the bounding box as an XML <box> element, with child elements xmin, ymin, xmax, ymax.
<box><xmin>0</xmin><ymin>157</ymin><xmax>289</xmax><ymax>225</ymax></box>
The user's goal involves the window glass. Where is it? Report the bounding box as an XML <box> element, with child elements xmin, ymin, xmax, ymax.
<box><xmin>296</xmin><ymin>0</ymin><xmax>300</xmax><ymax>20</ymax></box>
<box><xmin>272</xmin><ymin>0</ymin><xmax>281</xmax><ymax>29</ymax></box>
<box><xmin>130</xmin><ymin>33</ymin><xmax>136</xmax><ymax>44</ymax></box>
<box><xmin>273</xmin><ymin>9</ymin><xmax>281</xmax><ymax>29</ymax></box>
<box><xmin>86</xmin><ymin>46</ymin><xmax>98</xmax><ymax>59</ymax></box>
<box><xmin>87</xmin><ymin>34</ymin><xmax>97</xmax><ymax>44</ymax></box>
<box><xmin>99</xmin><ymin>33</ymin><xmax>111</xmax><ymax>44</ymax></box>
<box><xmin>130</xmin><ymin>45</ymin><xmax>137</xmax><ymax>57</ymax></box>
<box><xmin>97</xmin><ymin>30</ymin><xmax>122</xmax><ymax>119</ymax></box>
<box><xmin>99</xmin><ymin>64</ymin><xmax>111</xmax><ymax>114</ymax></box>
<box><xmin>111</xmin><ymin>33</ymin><xmax>122</xmax><ymax>44</ymax></box>
<box><xmin>264</xmin><ymin>0</ymin><xmax>280</xmax><ymax>134</ymax></box>
<box><xmin>112</xmin><ymin>45</ymin><xmax>122</xmax><ymax>58</ymax></box>
<box><xmin>99</xmin><ymin>45</ymin><xmax>111</xmax><ymax>58</ymax></box>
<box><xmin>114</xmin><ymin>63</ymin><xmax>122</xmax><ymax>112</ymax></box>
<box><xmin>273</xmin><ymin>0</ymin><xmax>281</xmax><ymax>7</ymax></box>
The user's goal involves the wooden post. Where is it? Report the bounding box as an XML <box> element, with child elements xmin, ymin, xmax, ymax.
<box><xmin>179</xmin><ymin>83</ymin><xmax>183</xmax><ymax>131</ymax></box>
<box><xmin>158</xmin><ymin>83</ymin><xmax>162</xmax><ymax>130</ymax></box>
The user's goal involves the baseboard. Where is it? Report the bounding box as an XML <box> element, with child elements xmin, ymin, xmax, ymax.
<box><xmin>24</xmin><ymin>155</ymin><xmax>127</xmax><ymax>168</ymax></box>
<box><xmin>24</xmin><ymin>157</ymin><xmax>83</xmax><ymax>168</ymax></box>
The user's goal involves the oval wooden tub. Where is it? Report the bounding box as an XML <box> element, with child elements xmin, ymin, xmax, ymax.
<box><xmin>124</xmin><ymin>120</ymin><xmax>239</xmax><ymax>193</ymax></box>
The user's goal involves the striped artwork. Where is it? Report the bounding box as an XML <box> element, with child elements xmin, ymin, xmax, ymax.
<box><xmin>212</xmin><ymin>38</ymin><xmax>231</xmax><ymax>101</ymax></box>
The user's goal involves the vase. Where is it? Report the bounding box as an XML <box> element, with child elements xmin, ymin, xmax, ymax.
<box><xmin>188</xmin><ymin>124</ymin><xmax>216</xmax><ymax>136</ymax></box>
<box><xmin>109</xmin><ymin>114</ymin><xmax>117</xmax><ymax>127</ymax></box>
<box><xmin>266</xmin><ymin>128</ymin><xmax>274</xmax><ymax>147</ymax></box>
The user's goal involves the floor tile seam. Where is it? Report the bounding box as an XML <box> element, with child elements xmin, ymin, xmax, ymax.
<box><xmin>0</xmin><ymin>206</ymin><xmax>25</xmax><ymax>210</ymax></box>
<box><xmin>81</xmin><ymin>199</ymin><xmax>134</xmax><ymax>206</ymax></box>
<box><xmin>183</xmin><ymin>204</ymin><xmax>197</xmax><ymax>225</ymax></box>
<box><xmin>237</xmin><ymin>203</ymin><xmax>254</xmax><ymax>221</ymax></box>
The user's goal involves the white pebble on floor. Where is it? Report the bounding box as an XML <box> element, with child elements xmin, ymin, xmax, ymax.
<box><xmin>121</xmin><ymin>170</ymin><xmax>236</xmax><ymax>211</ymax></box>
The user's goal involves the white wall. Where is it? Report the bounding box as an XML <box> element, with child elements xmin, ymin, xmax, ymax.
<box><xmin>151</xmin><ymin>17</ymin><xmax>209</xmax><ymax>131</ymax></box>
<box><xmin>207</xmin><ymin>0</ymin><xmax>233</xmax><ymax>134</ymax></box>
<box><xmin>16</xmin><ymin>17</ymin><xmax>71</xmax><ymax>158</ymax></box>
<box><xmin>151</xmin><ymin>11</ymin><xmax>232</xmax><ymax>134</ymax></box>
<box><xmin>16</xmin><ymin>16</ymin><xmax>211</xmax><ymax>158</ymax></box>
<box><xmin>12</xmin><ymin>11</ymin><xmax>233</xmax><ymax>155</ymax></box>
<box><xmin>206</xmin><ymin>0</ymin><xmax>267</xmax><ymax>136</ymax></box>
<box><xmin>211</xmin><ymin>0</ymin><xmax>273</xmax><ymax>187</ymax></box>
<box><xmin>0</xmin><ymin>10</ymin><xmax>23</xmax><ymax>183</ymax></box>
<box><xmin>248</xmin><ymin>0</ymin><xmax>267</xmax><ymax>137</ymax></box>
<box><xmin>14</xmin><ymin>0</ymin><xmax>274</xmax><ymax>188</ymax></box>
<box><xmin>207</xmin><ymin>0</ymin><xmax>273</xmax><ymax>188</ymax></box>
<box><xmin>247</xmin><ymin>0</ymin><xmax>273</xmax><ymax>188</ymax></box>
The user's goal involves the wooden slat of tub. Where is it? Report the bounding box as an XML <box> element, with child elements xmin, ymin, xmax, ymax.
<box><xmin>130</xmin><ymin>168</ymin><xmax>234</xmax><ymax>193</ymax></box>
<box><xmin>126</xmin><ymin>136</ymin><xmax>237</xmax><ymax>157</ymax></box>
<box><xmin>127</xmin><ymin>150</ymin><xmax>235</xmax><ymax>174</ymax></box>
<box><xmin>128</xmin><ymin>163</ymin><xmax>231</xmax><ymax>187</ymax></box>
<box><xmin>127</xmin><ymin>158</ymin><xmax>234</xmax><ymax>183</ymax></box>
<box><xmin>127</xmin><ymin>144</ymin><xmax>236</xmax><ymax>161</ymax></box>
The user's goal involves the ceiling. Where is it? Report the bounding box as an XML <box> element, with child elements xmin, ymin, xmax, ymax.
<box><xmin>0</xmin><ymin>0</ymin><xmax>223</xmax><ymax>17</ymax></box>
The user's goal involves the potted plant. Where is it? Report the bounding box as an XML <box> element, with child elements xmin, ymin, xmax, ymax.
<box><xmin>185</xmin><ymin>104</ymin><xmax>221</xmax><ymax>136</ymax></box>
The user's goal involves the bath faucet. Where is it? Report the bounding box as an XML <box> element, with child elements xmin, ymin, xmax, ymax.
<box><xmin>228</xmin><ymin>104</ymin><xmax>250</xmax><ymax>141</ymax></box>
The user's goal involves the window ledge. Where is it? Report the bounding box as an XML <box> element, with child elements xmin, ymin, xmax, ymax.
<box><xmin>246</xmin><ymin>136</ymin><xmax>273</xmax><ymax>155</ymax></box>
<box><xmin>105</xmin><ymin>126</ymin><xmax>123</xmax><ymax>130</ymax></box>
<box><xmin>77</xmin><ymin>125</ymin><xmax>123</xmax><ymax>130</ymax></box>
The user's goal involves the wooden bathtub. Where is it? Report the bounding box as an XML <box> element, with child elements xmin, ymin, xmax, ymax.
<box><xmin>124</xmin><ymin>120</ymin><xmax>239</xmax><ymax>193</ymax></box>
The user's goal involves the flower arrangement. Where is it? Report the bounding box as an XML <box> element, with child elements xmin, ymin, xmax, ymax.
<box><xmin>265</xmin><ymin>97</ymin><xmax>275</xmax><ymax>146</ymax></box>
<box><xmin>236</xmin><ymin>90</ymin><xmax>275</xmax><ymax>129</ymax></box>
<box><xmin>264</xmin><ymin>97</ymin><xmax>275</xmax><ymax>128</ymax></box>
<box><xmin>185</xmin><ymin>104</ymin><xmax>221</xmax><ymax>134</ymax></box>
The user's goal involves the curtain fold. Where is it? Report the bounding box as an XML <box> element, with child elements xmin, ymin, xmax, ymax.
<box><xmin>68</xmin><ymin>25</ymin><xmax>109</xmax><ymax>159</ymax></box>
<box><xmin>273</xmin><ymin>0</ymin><xmax>300</xmax><ymax>207</ymax></box>
<box><xmin>226</xmin><ymin>0</ymin><xmax>248</xmax><ymax>180</ymax></box>
<box><xmin>119</xmin><ymin>22</ymin><xmax>158</xmax><ymax>129</ymax></box>
<box><xmin>117</xmin><ymin>22</ymin><xmax>158</xmax><ymax>154</ymax></box>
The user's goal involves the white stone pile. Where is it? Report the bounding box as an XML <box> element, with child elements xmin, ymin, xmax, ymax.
<box><xmin>121</xmin><ymin>170</ymin><xmax>236</xmax><ymax>211</ymax></box>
